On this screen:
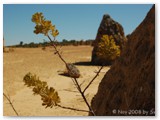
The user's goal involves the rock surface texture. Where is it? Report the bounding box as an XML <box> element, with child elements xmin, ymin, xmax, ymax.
<box><xmin>91</xmin><ymin>14</ymin><xmax>126</xmax><ymax>65</ymax></box>
<box><xmin>90</xmin><ymin>5</ymin><xmax>155</xmax><ymax>116</ymax></box>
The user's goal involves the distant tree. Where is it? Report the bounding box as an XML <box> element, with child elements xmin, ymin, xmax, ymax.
<box><xmin>70</xmin><ymin>40</ymin><xmax>76</xmax><ymax>45</ymax></box>
<box><xmin>79</xmin><ymin>40</ymin><xmax>84</xmax><ymax>45</ymax></box>
<box><xmin>19</xmin><ymin>41</ymin><xmax>23</xmax><ymax>46</ymax></box>
<box><xmin>62</xmin><ymin>39</ymin><xmax>68</xmax><ymax>43</ymax></box>
<box><xmin>62</xmin><ymin>39</ymin><xmax>69</xmax><ymax>45</ymax></box>
<box><xmin>22</xmin><ymin>43</ymin><xmax>27</xmax><ymax>48</ymax></box>
<box><xmin>28</xmin><ymin>42</ymin><xmax>38</xmax><ymax>48</ymax></box>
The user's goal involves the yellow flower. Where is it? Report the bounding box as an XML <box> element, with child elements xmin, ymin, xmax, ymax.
<box><xmin>32</xmin><ymin>12</ymin><xmax>59</xmax><ymax>37</ymax></box>
<box><xmin>52</xmin><ymin>29</ymin><xmax>59</xmax><ymax>37</ymax></box>
<box><xmin>34</xmin><ymin>25</ymin><xmax>44</xmax><ymax>34</ymax></box>
<box><xmin>41</xmin><ymin>20</ymin><xmax>52</xmax><ymax>35</ymax></box>
<box><xmin>32</xmin><ymin>12</ymin><xmax>44</xmax><ymax>25</ymax></box>
<box><xmin>50</xmin><ymin>25</ymin><xmax>55</xmax><ymax>31</ymax></box>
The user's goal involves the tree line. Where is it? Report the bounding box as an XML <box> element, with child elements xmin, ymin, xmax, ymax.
<box><xmin>9</xmin><ymin>39</ymin><xmax>94</xmax><ymax>48</ymax></box>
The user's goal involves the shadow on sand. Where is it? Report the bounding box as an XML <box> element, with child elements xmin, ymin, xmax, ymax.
<box><xmin>73</xmin><ymin>61</ymin><xmax>106</xmax><ymax>66</ymax></box>
<box><xmin>58</xmin><ymin>72</ymin><xmax>71</xmax><ymax>78</ymax></box>
<box><xmin>74</xmin><ymin>61</ymin><xmax>93</xmax><ymax>66</ymax></box>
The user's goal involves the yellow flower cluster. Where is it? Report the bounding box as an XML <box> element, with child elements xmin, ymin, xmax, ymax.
<box><xmin>23</xmin><ymin>72</ymin><xmax>60</xmax><ymax>108</ymax></box>
<box><xmin>32</xmin><ymin>12</ymin><xmax>59</xmax><ymax>37</ymax></box>
<box><xmin>96</xmin><ymin>35</ymin><xmax>120</xmax><ymax>62</ymax></box>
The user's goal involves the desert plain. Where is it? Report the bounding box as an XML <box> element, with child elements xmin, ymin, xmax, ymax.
<box><xmin>3</xmin><ymin>45</ymin><xmax>110</xmax><ymax>116</ymax></box>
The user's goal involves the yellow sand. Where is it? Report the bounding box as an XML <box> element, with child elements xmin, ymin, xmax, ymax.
<box><xmin>3</xmin><ymin>46</ymin><xmax>110</xmax><ymax>116</ymax></box>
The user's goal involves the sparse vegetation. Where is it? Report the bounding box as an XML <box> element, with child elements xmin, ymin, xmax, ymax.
<box><xmin>96</xmin><ymin>35</ymin><xmax>120</xmax><ymax>64</ymax></box>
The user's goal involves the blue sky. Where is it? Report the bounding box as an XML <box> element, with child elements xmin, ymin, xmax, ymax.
<box><xmin>3</xmin><ymin>4</ymin><xmax>153</xmax><ymax>46</ymax></box>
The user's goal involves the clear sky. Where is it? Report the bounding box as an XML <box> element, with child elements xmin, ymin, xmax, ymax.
<box><xmin>3</xmin><ymin>4</ymin><xmax>153</xmax><ymax>46</ymax></box>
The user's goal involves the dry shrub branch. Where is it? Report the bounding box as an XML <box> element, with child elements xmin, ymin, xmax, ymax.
<box><xmin>3</xmin><ymin>93</ymin><xmax>19</xmax><ymax>116</ymax></box>
<box><xmin>22</xmin><ymin>12</ymin><xmax>104</xmax><ymax>116</ymax></box>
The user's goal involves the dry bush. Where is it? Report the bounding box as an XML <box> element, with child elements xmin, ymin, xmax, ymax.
<box><xmin>96</xmin><ymin>35</ymin><xmax>120</xmax><ymax>64</ymax></box>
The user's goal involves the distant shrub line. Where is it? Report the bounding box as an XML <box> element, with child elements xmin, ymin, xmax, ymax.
<box><xmin>8</xmin><ymin>39</ymin><xmax>94</xmax><ymax>48</ymax></box>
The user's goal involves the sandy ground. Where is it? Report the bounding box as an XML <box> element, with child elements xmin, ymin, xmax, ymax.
<box><xmin>3</xmin><ymin>46</ymin><xmax>110</xmax><ymax>116</ymax></box>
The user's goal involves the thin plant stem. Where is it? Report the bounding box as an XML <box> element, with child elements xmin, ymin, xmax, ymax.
<box><xmin>3</xmin><ymin>93</ymin><xmax>19</xmax><ymax>116</ymax></box>
<box><xmin>71</xmin><ymin>78</ymin><xmax>80</xmax><ymax>91</ymax></box>
<box><xmin>47</xmin><ymin>35</ymin><xmax>67</xmax><ymax>65</ymax></box>
<box><xmin>46</xmin><ymin>35</ymin><xmax>96</xmax><ymax>116</ymax></box>
<box><xmin>57</xmin><ymin>104</ymin><xmax>90</xmax><ymax>113</ymax></box>
<box><xmin>83</xmin><ymin>66</ymin><xmax>103</xmax><ymax>93</ymax></box>
<box><xmin>73</xmin><ymin>78</ymin><xmax>96</xmax><ymax>116</ymax></box>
